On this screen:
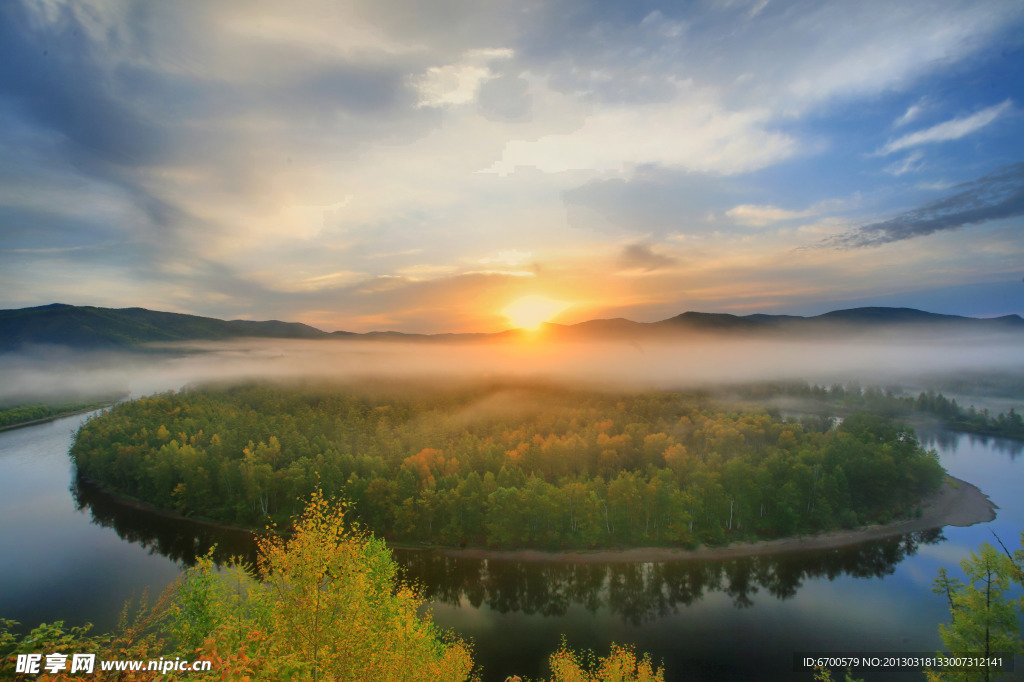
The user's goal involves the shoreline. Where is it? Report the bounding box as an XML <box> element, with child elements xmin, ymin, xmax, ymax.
<box><xmin>437</xmin><ymin>475</ymin><xmax>997</xmax><ymax>563</ymax></box>
<box><xmin>78</xmin><ymin>473</ymin><xmax>997</xmax><ymax>563</ymax></box>
<box><xmin>0</xmin><ymin>405</ymin><xmax>111</xmax><ymax>432</ymax></box>
<box><xmin>76</xmin><ymin>473</ymin><xmax>269</xmax><ymax>535</ymax></box>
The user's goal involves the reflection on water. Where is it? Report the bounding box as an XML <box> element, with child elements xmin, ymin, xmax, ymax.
<box><xmin>9</xmin><ymin>419</ymin><xmax>1017</xmax><ymax>681</ymax></box>
<box><xmin>918</xmin><ymin>428</ymin><xmax>1023</xmax><ymax>458</ymax></box>
<box><xmin>395</xmin><ymin>530</ymin><xmax>944</xmax><ymax>625</ymax></box>
<box><xmin>71</xmin><ymin>476</ymin><xmax>259</xmax><ymax>568</ymax></box>
<box><xmin>72</xmin><ymin>474</ymin><xmax>943</xmax><ymax>627</ymax></box>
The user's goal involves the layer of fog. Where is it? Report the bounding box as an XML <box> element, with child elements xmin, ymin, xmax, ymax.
<box><xmin>2</xmin><ymin>332</ymin><xmax>1023</xmax><ymax>406</ymax></box>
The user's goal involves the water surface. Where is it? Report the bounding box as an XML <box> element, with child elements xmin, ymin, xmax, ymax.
<box><xmin>1</xmin><ymin>414</ymin><xmax>1021</xmax><ymax>680</ymax></box>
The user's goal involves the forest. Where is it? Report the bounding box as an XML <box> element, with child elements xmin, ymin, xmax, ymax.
<box><xmin>727</xmin><ymin>381</ymin><xmax>1024</xmax><ymax>440</ymax></box>
<box><xmin>0</xmin><ymin>398</ymin><xmax>118</xmax><ymax>430</ymax></box>
<box><xmin>70</xmin><ymin>380</ymin><xmax>945</xmax><ymax>549</ymax></box>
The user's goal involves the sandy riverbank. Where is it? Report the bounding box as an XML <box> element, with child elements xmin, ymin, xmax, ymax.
<box><xmin>439</xmin><ymin>475</ymin><xmax>997</xmax><ymax>564</ymax></box>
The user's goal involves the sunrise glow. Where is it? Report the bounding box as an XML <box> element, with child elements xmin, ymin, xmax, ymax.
<box><xmin>502</xmin><ymin>296</ymin><xmax>570</xmax><ymax>330</ymax></box>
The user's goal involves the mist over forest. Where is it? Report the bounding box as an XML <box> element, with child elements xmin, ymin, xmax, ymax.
<box><xmin>2</xmin><ymin>329</ymin><xmax>1022</xmax><ymax>407</ymax></box>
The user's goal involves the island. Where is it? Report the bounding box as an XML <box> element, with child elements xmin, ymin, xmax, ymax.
<box><xmin>70</xmin><ymin>380</ymin><xmax>961</xmax><ymax>552</ymax></box>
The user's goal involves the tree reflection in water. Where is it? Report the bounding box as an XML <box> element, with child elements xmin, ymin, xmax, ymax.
<box><xmin>917</xmin><ymin>428</ymin><xmax>1023</xmax><ymax>459</ymax></box>
<box><xmin>73</xmin><ymin>475</ymin><xmax>943</xmax><ymax>627</ymax></box>
<box><xmin>72</xmin><ymin>476</ymin><xmax>259</xmax><ymax>568</ymax></box>
<box><xmin>395</xmin><ymin>530</ymin><xmax>944</xmax><ymax>626</ymax></box>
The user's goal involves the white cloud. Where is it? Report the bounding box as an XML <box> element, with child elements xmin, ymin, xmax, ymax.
<box><xmin>413</xmin><ymin>48</ymin><xmax>514</xmax><ymax>108</ymax></box>
<box><xmin>483</xmin><ymin>2</ymin><xmax>1021</xmax><ymax>178</ymax></box>
<box><xmin>884</xmin><ymin>150</ymin><xmax>925</xmax><ymax>176</ymax></box>
<box><xmin>894</xmin><ymin>99</ymin><xmax>929</xmax><ymax>127</ymax></box>
<box><xmin>878</xmin><ymin>100</ymin><xmax>1012</xmax><ymax>155</ymax></box>
<box><xmin>487</xmin><ymin>98</ymin><xmax>797</xmax><ymax>176</ymax></box>
<box><xmin>749</xmin><ymin>0</ymin><xmax>771</xmax><ymax>19</ymax></box>
<box><xmin>726</xmin><ymin>197</ymin><xmax>850</xmax><ymax>227</ymax></box>
<box><xmin>727</xmin><ymin>204</ymin><xmax>813</xmax><ymax>227</ymax></box>
<box><xmin>774</xmin><ymin>3</ymin><xmax>1019</xmax><ymax>111</ymax></box>
<box><xmin>639</xmin><ymin>10</ymin><xmax>687</xmax><ymax>38</ymax></box>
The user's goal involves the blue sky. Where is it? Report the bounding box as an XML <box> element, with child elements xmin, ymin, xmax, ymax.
<box><xmin>1</xmin><ymin>0</ymin><xmax>1022</xmax><ymax>332</ymax></box>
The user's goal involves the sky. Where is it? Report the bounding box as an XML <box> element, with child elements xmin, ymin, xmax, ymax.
<box><xmin>1</xmin><ymin>0</ymin><xmax>1023</xmax><ymax>333</ymax></box>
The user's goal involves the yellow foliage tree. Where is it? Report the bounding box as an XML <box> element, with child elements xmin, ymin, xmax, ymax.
<box><xmin>545</xmin><ymin>638</ymin><xmax>665</xmax><ymax>682</ymax></box>
<box><xmin>173</xmin><ymin>490</ymin><xmax>474</xmax><ymax>681</ymax></box>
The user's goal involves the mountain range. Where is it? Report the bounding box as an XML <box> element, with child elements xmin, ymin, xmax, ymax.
<box><xmin>1</xmin><ymin>303</ymin><xmax>1022</xmax><ymax>352</ymax></box>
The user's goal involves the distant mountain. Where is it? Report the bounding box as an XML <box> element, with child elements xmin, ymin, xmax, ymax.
<box><xmin>0</xmin><ymin>303</ymin><xmax>328</xmax><ymax>352</ymax></box>
<box><xmin>656</xmin><ymin>311</ymin><xmax>767</xmax><ymax>332</ymax></box>
<box><xmin>641</xmin><ymin>307</ymin><xmax>1024</xmax><ymax>336</ymax></box>
<box><xmin>0</xmin><ymin>303</ymin><xmax>1021</xmax><ymax>352</ymax></box>
<box><xmin>814</xmin><ymin>307</ymin><xmax>970</xmax><ymax>324</ymax></box>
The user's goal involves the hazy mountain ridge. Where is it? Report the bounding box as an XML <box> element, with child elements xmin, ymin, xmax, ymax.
<box><xmin>1</xmin><ymin>303</ymin><xmax>1021</xmax><ymax>352</ymax></box>
<box><xmin>0</xmin><ymin>303</ymin><xmax>327</xmax><ymax>352</ymax></box>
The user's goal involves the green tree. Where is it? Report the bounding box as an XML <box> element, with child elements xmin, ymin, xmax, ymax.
<box><xmin>1</xmin><ymin>590</ymin><xmax>172</xmax><ymax>679</ymax></box>
<box><xmin>929</xmin><ymin>538</ymin><xmax>1024</xmax><ymax>681</ymax></box>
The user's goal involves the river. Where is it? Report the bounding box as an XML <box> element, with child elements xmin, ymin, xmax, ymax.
<box><xmin>1</xmin><ymin>412</ymin><xmax>1021</xmax><ymax>680</ymax></box>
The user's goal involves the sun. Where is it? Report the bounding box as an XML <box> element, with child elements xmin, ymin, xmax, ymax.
<box><xmin>502</xmin><ymin>295</ymin><xmax>570</xmax><ymax>329</ymax></box>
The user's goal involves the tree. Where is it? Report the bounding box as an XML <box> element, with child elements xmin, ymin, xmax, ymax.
<box><xmin>173</xmin><ymin>490</ymin><xmax>475</xmax><ymax>681</ymax></box>
<box><xmin>5</xmin><ymin>486</ymin><xmax>678</xmax><ymax>681</ymax></box>
<box><xmin>813</xmin><ymin>667</ymin><xmax>863</xmax><ymax>682</ymax></box>
<box><xmin>929</xmin><ymin>536</ymin><xmax>1024</xmax><ymax>681</ymax></box>
<box><xmin>1</xmin><ymin>590</ymin><xmax>172</xmax><ymax>679</ymax></box>
<box><xmin>546</xmin><ymin>637</ymin><xmax>665</xmax><ymax>682</ymax></box>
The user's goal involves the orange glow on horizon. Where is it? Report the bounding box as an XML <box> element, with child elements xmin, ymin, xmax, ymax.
<box><xmin>502</xmin><ymin>295</ymin><xmax>571</xmax><ymax>329</ymax></box>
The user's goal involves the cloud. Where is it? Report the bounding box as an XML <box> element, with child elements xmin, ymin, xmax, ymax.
<box><xmin>287</xmin><ymin>270</ymin><xmax>367</xmax><ymax>291</ymax></box>
<box><xmin>733</xmin><ymin>2</ymin><xmax>1021</xmax><ymax>112</ymax></box>
<box><xmin>726</xmin><ymin>197</ymin><xmax>851</xmax><ymax>227</ymax></box>
<box><xmin>916</xmin><ymin>180</ymin><xmax>955</xmax><ymax>191</ymax></box>
<box><xmin>488</xmin><ymin>100</ymin><xmax>798</xmax><ymax>176</ymax></box>
<box><xmin>3</xmin><ymin>0</ymin><xmax>1024</xmax><ymax>329</ymax></box>
<box><xmin>412</xmin><ymin>48</ymin><xmax>513</xmax><ymax>108</ymax></box>
<box><xmin>562</xmin><ymin>168</ymin><xmax>737</xmax><ymax>236</ymax></box>
<box><xmin>477</xmin><ymin>73</ymin><xmax>533</xmax><ymax>121</ymax></box>
<box><xmin>395</xmin><ymin>263</ymin><xmax>460</xmax><ymax>280</ymax></box>
<box><xmin>884</xmin><ymin>150</ymin><xmax>925</xmax><ymax>176</ymax></box>
<box><xmin>617</xmin><ymin>243</ymin><xmax>676</xmax><ymax>272</ymax></box>
<box><xmin>893</xmin><ymin>98</ymin><xmax>929</xmax><ymax>128</ymax></box>
<box><xmin>878</xmin><ymin>100</ymin><xmax>1013</xmax><ymax>155</ymax></box>
<box><xmin>726</xmin><ymin>204</ymin><xmax>813</xmax><ymax>227</ymax></box>
<box><xmin>822</xmin><ymin>163</ymin><xmax>1024</xmax><ymax>248</ymax></box>
<box><xmin>486</xmin><ymin>1</ymin><xmax>1022</xmax><ymax>178</ymax></box>
<box><xmin>476</xmin><ymin>250</ymin><xmax>533</xmax><ymax>267</ymax></box>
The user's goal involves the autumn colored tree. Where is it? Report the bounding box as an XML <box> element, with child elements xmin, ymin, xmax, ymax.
<box><xmin>812</xmin><ymin>667</ymin><xmax>863</xmax><ymax>682</ymax></box>
<box><xmin>545</xmin><ymin>638</ymin><xmax>665</xmax><ymax>681</ymax></box>
<box><xmin>170</xmin><ymin>490</ymin><xmax>474</xmax><ymax>681</ymax></box>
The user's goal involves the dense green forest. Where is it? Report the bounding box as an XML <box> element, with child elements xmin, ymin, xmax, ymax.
<box><xmin>71</xmin><ymin>381</ymin><xmax>944</xmax><ymax>549</ymax></box>
<box><xmin>728</xmin><ymin>382</ymin><xmax>1024</xmax><ymax>440</ymax></box>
